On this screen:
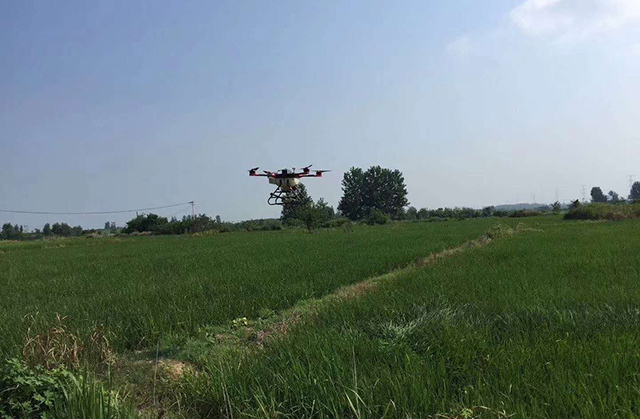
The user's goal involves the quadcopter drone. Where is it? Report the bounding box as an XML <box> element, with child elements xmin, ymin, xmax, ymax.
<box><xmin>249</xmin><ymin>164</ymin><xmax>330</xmax><ymax>205</ymax></box>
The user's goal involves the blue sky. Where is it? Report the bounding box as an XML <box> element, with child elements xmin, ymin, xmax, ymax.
<box><xmin>2</xmin><ymin>0</ymin><xmax>640</xmax><ymax>229</ymax></box>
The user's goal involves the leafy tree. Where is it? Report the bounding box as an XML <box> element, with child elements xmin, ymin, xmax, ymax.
<box><xmin>104</xmin><ymin>222</ymin><xmax>111</xmax><ymax>230</ymax></box>
<box><xmin>608</xmin><ymin>190</ymin><xmax>622</xmax><ymax>203</ymax></box>
<box><xmin>337</xmin><ymin>167</ymin><xmax>366</xmax><ymax>220</ymax></box>
<box><xmin>630</xmin><ymin>181</ymin><xmax>640</xmax><ymax>202</ymax></box>
<box><xmin>590</xmin><ymin>187</ymin><xmax>607</xmax><ymax>203</ymax></box>
<box><xmin>1</xmin><ymin>223</ymin><xmax>15</xmax><ymax>240</ymax></box>
<box><xmin>43</xmin><ymin>223</ymin><xmax>51</xmax><ymax>236</ymax></box>
<box><xmin>569</xmin><ymin>199</ymin><xmax>581</xmax><ymax>209</ymax></box>
<box><xmin>417</xmin><ymin>208</ymin><xmax>429</xmax><ymax>219</ymax></box>
<box><xmin>123</xmin><ymin>213</ymin><xmax>168</xmax><ymax>233</ymax></box>
<box><xmin>551</xmin><ymin>201</ymin><xmax>561</xmax><ymax>214</ymax></box>
<box><xmin>338</xmin><ymin>166</ymin><xmax>409</xmax><ymax>220</ymax></box>
<box><xmin>405</xmin><ymin>206</ymin><xmax>418</xmax><ymax>220</ymax></box>
<box><xmin>301</xmin><ymin>203</ymin><xmax>324</xmax><ymax>232</ymax></box>
<box><xmin>314</xmin><ymin>198</ymin><xmax>335</xmax><ymax>224</ymax></box>
<box><xmin>281</xmin><ymin>183</ymin><xmax>313</xmax><ymax>223</ymax></box>
<box><xmin>482</xmin><ymin>206</ymin><xmax>495</xmax><ymax>217</ymax></box>
<box><xmin>51</xmin><ymin>223</ymin><xmax>72</xmax><ymax>237</ymax></box>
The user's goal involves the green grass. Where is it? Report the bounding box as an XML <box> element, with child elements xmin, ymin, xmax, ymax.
<box><xmin>0</xmin><ymin>220</ymin><xmax>498</xmax><ymax>358</ymax></box>
<box><xmin>182</xmin><ymin>219</ymin><xmax>640</xmax><ymax>418</ymax></box>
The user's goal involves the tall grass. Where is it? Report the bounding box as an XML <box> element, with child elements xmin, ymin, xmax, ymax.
<box><xmin>182</xmin><ymin>219</ymin><xmax>640</xmax><ymax>417</ymax></box>
<box><xmin>0</xmin><ymin>220</ymin><xmax>499</xmax><ymax>358</ymax></box>
<box><xmin>52</xmin><ymin>373</ymin><xmax>136</xmax><ymax>419</ymax></box>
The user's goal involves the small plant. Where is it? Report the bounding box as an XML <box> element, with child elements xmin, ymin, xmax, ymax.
<box><xmin>0</xmin><ymin>358</ymin><xmax>72</xmax><ymax>417</ymax></box>
<box><xmin>231</xmin><ymin>317</ymin><xmax>249</xmax><ymax>328</ymax></box>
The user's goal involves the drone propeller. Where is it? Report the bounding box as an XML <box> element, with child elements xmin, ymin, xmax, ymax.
<box><xmin>248</xmin><ymin>167</ymin><xmax>259</xmax><ymax>172</ymax></box>
<box><xmin>316</xmin><ymin>170</ymin><xmax>331</xmax><ymax>173</ymax></box>
<box><xmin>303</xmin><ymin>164</ymin><xmax>313</xmax><ymax>170</ymax></box>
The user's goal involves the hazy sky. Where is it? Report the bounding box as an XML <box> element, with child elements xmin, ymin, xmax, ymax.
<box><xmin>2</xmin><ymin>0</ymin><xmax>640</xmax><ymax>228</ymax></box>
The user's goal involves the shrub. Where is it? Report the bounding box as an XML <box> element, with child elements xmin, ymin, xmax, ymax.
<box><xmin>366</xmin><ymin>209</ymin><xmax>390</xmax><ymax>225</ymax></box>
<box><xmin>509</xmin><ymin>210</ymin><xmax>542</xmax><ymax>218</ymax></box>
<box><xmin>564</xmin><ymin>203</ymin><xmax>640</xmax><ymax>221</ymax></box>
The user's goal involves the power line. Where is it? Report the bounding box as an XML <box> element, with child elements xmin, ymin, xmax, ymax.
<box><xmin>0</xmin><ymin>202</ymin><xmax>193</xmax><ymax>216</ymax></box>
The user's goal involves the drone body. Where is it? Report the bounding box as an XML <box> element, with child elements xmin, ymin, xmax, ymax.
<box><xmin>249</xmin><ymin>165</ymin><xmax>330</xmax><ymax>205</ymax></box>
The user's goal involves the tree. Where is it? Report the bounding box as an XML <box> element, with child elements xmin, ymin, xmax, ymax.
<box><xmin>405</xmin><ymin>206</ymin><xmax>418</xmax><ymax>220</ymax></box>
<box><xmin>123</xmin><ymin>213</ymin><xmax>169</xmax><ymax>233</ymax></box>
<box><xmin>608</xmin><ymin>190</ymin><xmax>622</xmax><ymax>203</ymax></box>
<box><xmin>337</xmin><ymin>167</ymin><xmax>366</xmax><ymax>220</ymax></box>
<box><xmin>1</xmin><ymin>223</ymin><xmax>15</xmax><ymax>240</ymax></box>
<box><xmin>314</xmin><ymin>198</ymin><xmax>335</xmax><ymax>224</ymax></box>
<box><xmin>104</xmin><ymin>222</ymin><xmax>111</xmax><ymax>230</ymax></box>
<box><xmin>590</xmin><ymin>187</ymin><xmax>607</xmax><ymax>203</ymax></box>
<box><xmin>281</xmin><ymin>183</ymin><xmax>313</xmax><ymax>223</ymax></box>
<box><xmin>630</xmin><ymin>181</ymin><xmax>640</xmax><ymax>202</ymax></box>
<box><xmin>51</xmin><ymin>222</ymin><xmax>72</xmax><ymax>237</ymax></box>
<box><xmin>569</xmin><ymin>199</ymin><xmax>581</xmax><ymax>209</ymax></box>
<box><xmin>301</xmin><ymin>202</ymin><xmax>325</xmax><ymax>232</ymax></box>
<box><xmin>482</xmin><ymin>206</ymin><xmax>495</xmax><ymax>217</ymax></box>
<box><xmin>338</xmin><ymin>166</ymin><xmax>409</xmax><ymax>220</ymax></box>
<box><xmin>551</xmin><ymin>201</ymin><xmax>561</xmax><ymax>214</ymax></box>
<box><xmin>43</xmin><ymin>223</ymin><xmax>51</xmax><ymax>236</ymax></box>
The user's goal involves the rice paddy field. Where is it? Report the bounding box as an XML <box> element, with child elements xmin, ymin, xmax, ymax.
<box><xmin>0</xmin><ymin>220</ymin><xmax>496</xmax><ymax>358</ymax></box>
<box><xmin>2</xmin><ymin>216</ymin><xmax>640</xmax><ymax>418</ymax></box>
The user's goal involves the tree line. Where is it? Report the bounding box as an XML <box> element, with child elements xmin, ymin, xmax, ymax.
<box><xmin>0</xmin><ymin>222</ymin><xmax>85</xmax><ymax>241</ymax></box>
<box><xmin>590</xmin><ymin>182</ymin><xmax>640</xmax><ymax>203</ymax></box>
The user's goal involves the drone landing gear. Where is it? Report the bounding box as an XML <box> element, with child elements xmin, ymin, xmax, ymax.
<box><xmin>268</xmin><ymin>187</ymin><xmax>304</xmax><ymax>206</ymax></box>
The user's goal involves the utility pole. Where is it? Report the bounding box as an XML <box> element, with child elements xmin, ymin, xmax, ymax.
<box><xmin>190</xmin><ymin>201</ymin><xmax>195</xmax><ymax>219</ymax></box>
<box><xmin>581</xmin><ymin>185</ymin><xmax>587</xmax><ymax>203</ymax></box>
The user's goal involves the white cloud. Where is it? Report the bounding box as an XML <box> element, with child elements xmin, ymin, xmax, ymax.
<box><xmin>511</xmin><ymin>0</ymin><xmax>640</xmax><ymax>41</ymax></box>
<box><xmin>446</xmin><ymin>35</ymin><xmax>472</xmax><ymax>57</ymax></box>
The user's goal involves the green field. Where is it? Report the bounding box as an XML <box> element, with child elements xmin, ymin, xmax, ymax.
<box><xmin>0</xmin><ymin>220</ymin><xmax>496</xmax><ymax>357</ymax></box>
<box><xmin>2</xmin><ymin>217</ymin><xmax>640</xmax><ymax>418</ymax></box>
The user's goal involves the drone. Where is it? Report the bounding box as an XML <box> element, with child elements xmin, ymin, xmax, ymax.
<box><xmin>249</xmin><ymin>164</ymin><xmax>330</xmax><ymax>205</ymax></box>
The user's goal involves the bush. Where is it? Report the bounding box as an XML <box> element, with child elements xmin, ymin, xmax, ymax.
<box><xmin>322</xmin><ymin>217</ymin><xmax>352</xmax><ymax>228</ymax></box>
<box><xmin>366</xmin><ymin>209</ymin><xmax>390</xmax><ymax>225</ymax></box>
<box><xmin>509</xmin><ymin>210</ymin><xmax>542</xmax><ymax>218</ymax></box>
<box><xmin>564</xmin><ymin>203</ymin><xmax>640</xmax><ymax>221</ymax></box>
